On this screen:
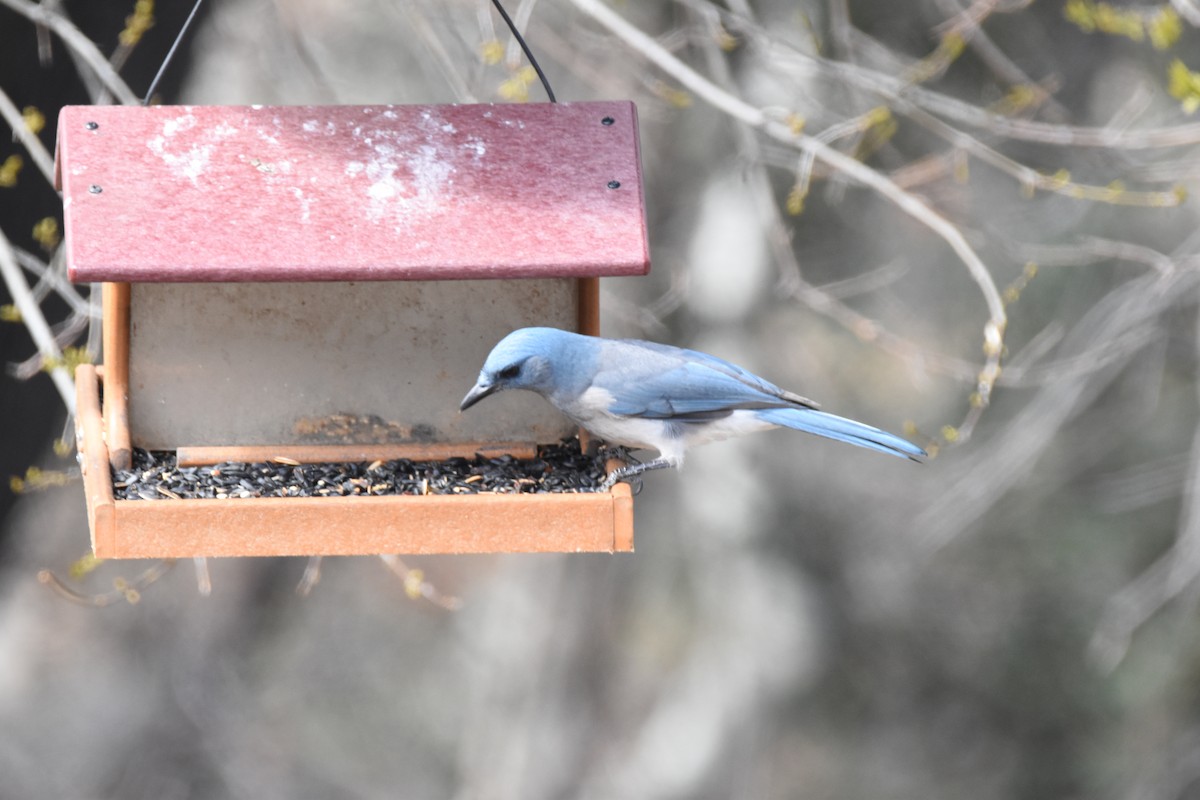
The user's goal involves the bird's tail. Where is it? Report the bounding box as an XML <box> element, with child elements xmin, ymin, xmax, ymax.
<box><xmin>756</xmin><ymin>407</ymin><xmax>926</xmax><ymax>460</ymax></box>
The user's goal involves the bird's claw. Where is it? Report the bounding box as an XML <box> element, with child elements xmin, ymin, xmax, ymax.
<box><xmin>599</xmin><ymin>458</ymin><xmax>674</xmax><ymax>493</ymax></box>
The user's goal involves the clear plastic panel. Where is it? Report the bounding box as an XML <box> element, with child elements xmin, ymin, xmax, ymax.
<box><xmin>127</xmin><ymin>279</ymin><xmax>579</xmax><ymax>449</ymax></box>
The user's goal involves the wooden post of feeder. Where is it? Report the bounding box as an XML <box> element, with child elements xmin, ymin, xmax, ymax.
<box><xmin>101</xmin><ymin>282</ymin><xmax>132</xmax><ymax>470</ymax></box>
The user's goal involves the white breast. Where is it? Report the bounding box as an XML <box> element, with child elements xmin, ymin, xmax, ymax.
<box><xmin>558</xmin><ymin>387</ymin><xmax>780</xmax><ymax>465</ymax></box>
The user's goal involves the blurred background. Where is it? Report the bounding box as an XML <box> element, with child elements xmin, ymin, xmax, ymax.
<box><xmin>4</xmin><ymin>0</ymin><xmax>1200</xmax><ymax>797</ymax></box>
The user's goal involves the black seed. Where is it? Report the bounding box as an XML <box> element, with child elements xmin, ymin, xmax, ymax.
<box><xmin>111</xmin><ymin>440</ymin><xmax>629</xmax><ymax>501</ymax></box>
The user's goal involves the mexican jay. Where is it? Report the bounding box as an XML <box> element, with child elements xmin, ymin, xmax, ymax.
<box><xmin>460</xmin><ymin>327</ymin><xmax>925</xmax><ymax>489</ymax></box>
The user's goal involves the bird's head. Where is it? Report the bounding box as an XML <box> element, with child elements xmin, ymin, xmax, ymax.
<box><xmin>460</xmin><ymin>328</ymin><xmax>572</xmax><ymax>411</ymax></box>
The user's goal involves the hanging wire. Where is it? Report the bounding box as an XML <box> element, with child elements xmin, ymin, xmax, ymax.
<box><xmin>142</xmin><ymin>0</ymin><xmax>206</xmax><ymax>105</ymax></box>
<box><xmin>491</xmin><ymin>0</ymin><xmax>557</xmax><ymax>103</ymax></box>
<box><xmin>143</xmin><ymin>0</ymin><xmax>552</xmax><ymax>105</ymax></box>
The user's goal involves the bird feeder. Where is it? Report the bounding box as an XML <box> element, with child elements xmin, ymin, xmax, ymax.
<box><xmin>56</xmin><ymin>101</ymin><xmax>647</xmax><ymax>558</ymax></box>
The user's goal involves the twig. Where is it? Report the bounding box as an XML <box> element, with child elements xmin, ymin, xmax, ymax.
<box><xmin>820</xmin><ymin>259</ymin><xmax>910</xmax><ymax>299</ymax></box>
<box><xmin>570</xmin><ymin>0</ymin><xmax>1006</xmax><ymax>434</ymax></box>
<box><xmin>998</xmin><ymin>324</ymin><xmax>1161</xmax><ymax>387</ymax></box>
<box><xmin>37</xmin><ymin>560</ymin><xmax>176</xmax><ymax>607</ymax></box>
<box><xmin>503</xmin><ymin>0</ymin><xmax>540</xmax><ymax>69</ymax></box>
<box><xmin>0</xmin><ymin>85</ymin><xmax>55</xmax><ymax>185</ymax></box>
<box><xmin>296</xmin><ymin>556</ymin><xmax>323</xmax><ymax>595</ymax></box>
<box><xmin>713</xmin><ymin>2</ymin><xmax>1200</xmax><ymax>150</ymax></box>
<box><xmin>12</xmin><ymin>247</ymin><xmax>97</xmax><ymax>318</ymax></box>
<box><xmin>401</xmin><ymin>7</ymin><xmax>478</xmax><ymax>102</ymax></box>
<box><xmin>1076</xmin><ymin>237</ymin><xmax>1176</xmax><ymax>276</ymax></box>
<box><xmin>1171</xmin><ymin>0</ymin><xmax>1200</xmax><ymax>26</ymax></box>
<box><xmin>903</xmin><ymin>101</ymin><xmax>1183</xmax><ymax>208</ymax></box>
<box><xmin>916</xmin><ymin>267</ymin><xmax>1200</xmax><ymax>553</ymax></box>
<box><xmin>378</xmin><ymin>555</ymin><xmax>462</xmax><ymax>610</ymax></box>
<box><xmin>34</xmin><ymin>0</ymin><xmax>59</xmax><ymax>65</ymax></box>
<box><xmin>935</xmin><ymin>0</ymin><xmax>1033</xmax><ymax>35</ymax></box>
<box><xmin>841</xmin><ymin>55</ymin><xmax>1200</xmax><ymax>151</ymax></box>
<box><xmin>0</xmin><ymin>227</ymin><xmax>74</xmax><ymax>412</ymax></box>
<box><xmin>1088</xmin><ymin>303</ymin><xmax>1200</xmax><ymax>671</ymax></box>
<box><xmin>0</xmin><ymin>0</ymin><xmax>139</xmax><ymax>105</ymax></box>
<box><xmin>1092</xmin><ymin>453</ymin><xmax>1191</xmax><ymax>515</ymax></box>
<box><xmin>828</xmin><ymin>0</ymin><xmax>855</xmax><ymax>58</ymax></box>
<box><xmin>491</xmin><ymin>0</ymin><xmax>556</xmax><ymax>102</ymax></box>
<box><xmin>10</xmin><ymin>310</ymin><xmax>89</xmax><ymax>380</ymax></box>
<box><xmin>997</xmin><ymin>232</ymin><xmax>1180</xmax><ymax>274</ymax></box>
<box><xmin>600</xmin><ymin>261</ymin><xmax>687</xmax><ymax>336</ymax></box>
<box><xmin>193</xmin><ymin>557</ymin><xmax>212</xmax><ymax>596</ymax></box>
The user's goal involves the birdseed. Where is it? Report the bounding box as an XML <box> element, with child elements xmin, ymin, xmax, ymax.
<box><xmin>111</xmin><ymin>440</ymin><xmax>625</xmax><ymax>500</ymax></box>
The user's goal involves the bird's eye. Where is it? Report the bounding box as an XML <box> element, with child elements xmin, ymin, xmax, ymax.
<box><xmin>497</xmin><ymin>364</ymin><xmax>520</xmax><ymax>380</ymax></box>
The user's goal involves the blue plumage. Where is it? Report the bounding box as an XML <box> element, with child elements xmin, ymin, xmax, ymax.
<box><xmin>755</xmin><ymin>408</ymin><xmax>925</xmax><ymax>460</ymax></box>
<box><xmin>461</xmin><ymin>328</ymin><xmax>925</xmax><ymax>488</ymax></box>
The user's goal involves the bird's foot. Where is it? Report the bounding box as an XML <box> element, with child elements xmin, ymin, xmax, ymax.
<box><xmin>600</xmin><ymin>457</ymin><xmax>677</xmax><ymax>491</ymax></box>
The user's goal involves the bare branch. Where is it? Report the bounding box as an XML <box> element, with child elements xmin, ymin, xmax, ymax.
<box><xmin>0</xmin><ymin>227</ymin><xmax>74</xmax><ymax>413</ymax></box>
<box><xmin>1089</xmin><ymin>303</ymin><xmax>1200</xmax><ymax>670</ymax></box>
<box><xmin>571</xmin><ymin>0</ymin><xmax>1006</xmax><ymax>436</ymax></box>
<box><xmin>37</xmin><ymin>560</ymin><xmax>175</xmax><ymax>607</ymax></box>
<box><xmin>916</xmin><ymin>267</ymin><xmax>1200</xmax><ymax>553</ymax></box>
<box><xmin>0</xmin><ymin>84</ymin><xmax>55</xmax><ymax>185</ymax></box>
<box><xmin>1172</xmin><ymin>0</ymin><xmax>1200</xmax><ymax>26</ymax></box>
<box><xmin>0</xmin><ymin>0</ymin><xmax>139</xmax><ymax>105</ymax></box>
<box><xmin>714</xmin><ymin>3</ymin><xmax>1200</xmax><ymax>149</ymax></box>
<box><xmin>378</xmin><ymin>555</ymin><xmax>463</xmax><ymax>610</ymax></box>
<box><xmin>12</xmin><ymin>247</ymin><xmax>96</xmax><ymax>317</ymax></box>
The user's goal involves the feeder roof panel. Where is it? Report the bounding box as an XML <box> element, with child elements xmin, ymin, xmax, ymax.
<box><xmin>57</xmin><ymin>102</ymin><xmax>649</xmax><ymax>283</ymax></box>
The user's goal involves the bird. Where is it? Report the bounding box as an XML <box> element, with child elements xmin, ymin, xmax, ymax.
<box><xmin>460</xmin><ymin>327</ymin><xmax>925</xmax><ymax>490</ymax></box>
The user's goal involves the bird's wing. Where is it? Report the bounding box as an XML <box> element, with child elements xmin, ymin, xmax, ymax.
<box><xmin>600</xmin><ymin>345</ymin><xmax>816</xmax><ymax>420</ymax></box>
<box><xmin>619</xmin><ymin>339</ymin><xmax>818</xmax><ymax>409</ymax></box>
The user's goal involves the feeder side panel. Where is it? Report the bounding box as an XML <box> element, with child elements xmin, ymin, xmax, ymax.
<box><xmin>127</xmin><ymin>278</ymin><xmax>579</xmax><ymax>449</ymax></box>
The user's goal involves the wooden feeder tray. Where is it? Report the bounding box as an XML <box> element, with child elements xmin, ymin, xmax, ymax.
<box><xmin>76</xmin><ymin>364</ymin><xmax>634</xmax><ymax>558</ymax></box>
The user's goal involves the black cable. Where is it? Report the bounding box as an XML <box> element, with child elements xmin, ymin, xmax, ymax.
<box><xmin>142</xmin><ymin>0</ymin><xmax>205</xmax><ymax>105</ymax></box>
<box><xmin>490</xmin><ymin>0</ymin><xmax>556</xmax><ymax>103</ymax></box>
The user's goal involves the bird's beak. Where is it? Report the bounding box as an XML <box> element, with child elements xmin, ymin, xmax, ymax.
<box><xmin>460</xmin><ymin>380</ymin><xmax>500</xmax><ymax>411</ymax></box>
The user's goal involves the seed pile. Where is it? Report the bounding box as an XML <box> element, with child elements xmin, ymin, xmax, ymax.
<box><xmin>112</xmin><ymin>441</ymin><xmax>626</xmax><ymax>501</ymax></box>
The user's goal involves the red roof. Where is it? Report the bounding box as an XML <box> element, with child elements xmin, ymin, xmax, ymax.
<box><xmin>57</xmin><ymin>101</ymin><xmax>649</xmax><ymax>282</ymax></box>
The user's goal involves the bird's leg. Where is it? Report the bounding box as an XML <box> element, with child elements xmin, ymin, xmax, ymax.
<box><xmin>597</xmin><ymin>443</ymin><xmax>632</xmax><ymax>463</ymax></box>
<box><xmin>601</xmin><ymin>457</ymin><xmax>679</xmax><ymax>491</ymax></box>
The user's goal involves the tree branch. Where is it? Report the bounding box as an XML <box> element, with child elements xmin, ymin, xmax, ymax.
<box><xmin>0</xmin><ymin>227</ymin><xmax>75</xmax><ymax>413</ymax></box>
<box><xmin>570</xmin><ymin>0</ymin><xmax>1006</xmax><ymax>432</ymax></box>
<box><xmin>0</xmin><ymin>0</ymin><xmax>139</xmax><ymax>105</ymax></box>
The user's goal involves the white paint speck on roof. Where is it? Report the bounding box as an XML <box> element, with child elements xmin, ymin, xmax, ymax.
<box><xmin>368</xmin><ymin>181</ymin><xmax>397</xmax><ymax>201</ymax></box>
<box><xmin>346</xmin><ymin>112</ymin><xmax>458</xmax><ymax>227</ymax></box>
<box><xmin>161</xmin><ymin>113</ymin><xmax>197</xmax><ymax>137</ymax></box>
<box><xmin>292</xmin><ymin>187</ymin><xmax>312</xmax><ymax>223</ymax></box>
<box><xmin>147</xmin><ymin>128</ymin><xmax>212</xmax><ymax>187</ymax></box>
<box><xmin>462</xmin><ymin>137</ymin><xmax>485</xmax><ymax>160</ymax></box>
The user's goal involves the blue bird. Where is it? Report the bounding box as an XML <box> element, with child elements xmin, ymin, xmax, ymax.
<box><xmin>460</xmin><ymin>328</ymin><xmax>925</xmax><ymax>489</ymax></box>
